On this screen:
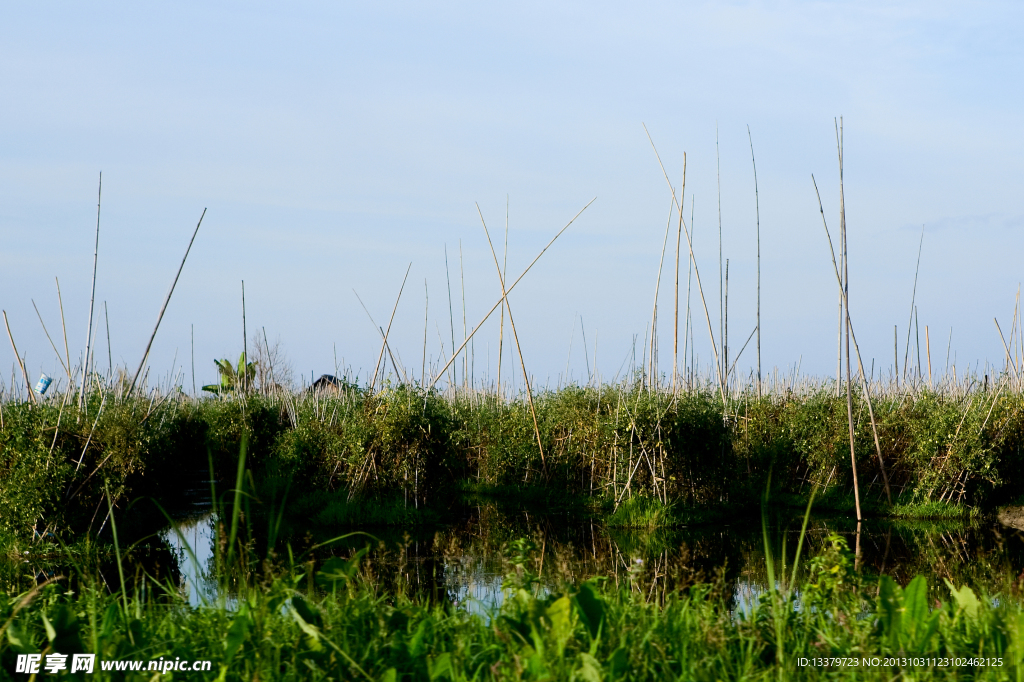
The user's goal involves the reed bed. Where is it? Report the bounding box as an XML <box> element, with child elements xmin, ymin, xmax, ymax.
<box><xmin>2</xmin><ymin>363</ymin><xmax>1023</xmax><ymax>548</ymax></box>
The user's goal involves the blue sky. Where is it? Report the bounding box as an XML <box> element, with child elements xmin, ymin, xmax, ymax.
<box><xmin>2</xmin><ymin>1</ymin><xmax>1022</xmax><ymax>391</ymax></box>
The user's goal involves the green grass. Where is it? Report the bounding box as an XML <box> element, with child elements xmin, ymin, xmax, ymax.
<box><xmin>3</xmin><ymin>377</ymin><xmax>1023</xmax><ymax>545</ymax></box>
<box><xmin>4</xmin><ymin>531</ymin><xmax>1024</xmax><ymax>680</ymax></box>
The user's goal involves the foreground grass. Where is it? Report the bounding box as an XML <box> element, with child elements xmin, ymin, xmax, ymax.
<box><xmin>3</xmin><ymin>536</ymin><xmax>1024</xmax><ymax>681</ymax></box>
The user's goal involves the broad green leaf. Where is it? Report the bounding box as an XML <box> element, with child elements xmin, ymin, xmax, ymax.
<box><xmin>876</xmin><ymin>575</ymin><xmax>902</xmax><ymax>643</ymax></box>
<box><xmin>575</xmin><ymin>581</ymin><xmax>605</xmax><ymax>641</ymax></box>
<box><xmin>5</xmin><ymin>618</ymin><xmax>32</xmax><ymax>653</ymax></box>
<box><xmin>547</xmin><ymin>595</ymin><xmax>574</xmax><ymax>646</ymax></box>
<box><xmin>573</xmin><ymin>652</ymin><xmax>603</xmax><ymax>682</ymax></box>
<box><xmin>903</xmin><ymin>576</ymin><xmax>929</xmax><ymax>637</ymax></box>
<box><xmin>428</xmin><ymin>652</ymin><xmax>453</xmax><ymax>680</ymax></box>
<box><xmin>944</xmin><ymin>579</ymin><xmax>980</xmax><ymax>620</ymax></box>
<box><xmin>224</xmin><ymin>603</ymin><xmax>252</xmax><ymax>662</ymax></box>
<box><xmin>287</xmin><ymin>603</ymin><xmax>323</xmax><ymax>652</ymax></box>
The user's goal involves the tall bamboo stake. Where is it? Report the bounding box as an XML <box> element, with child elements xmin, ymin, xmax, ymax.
<box><xmin>444</xmin><ymin>245</ymin><xmax>457</xmax><ymax>389</ymax></box>
<box><xmin>672</xmin><ymin>153</ymin><xmax>686</xmax><ymax>394</ymax></box>
<box><xmin>241</xmin><ymin>280</ymin><xmax>248</xmax><ymax>392</ymax></box>
<box><xmin>422</xmin><ymin>280</ymin><xmax>429</xmax><ymax>385</ymax></box>
<box><xmin>650</xmin><ymin>194</ymin><xmax>675</xmax><ymax>389</ymax></box>
<box><xmin>459</xmin><ymin>240</ymin><xmax>467</xmax><ymax>391</ymax></box>
<box><xmin>904</xmin><ymin>227</ymin><xmax>924</xmax><ymax>384</ymax></box>
<box><xmin>684</xmin><ymin>200</ymin><xmax>694</xmax><ymax>389</ymax></box>
<box><xmin>56</xmin><ymin>278</ymin><xmax>72</xmax><ymax>388</ymax></box>
<box><xmin>815</xmin><ymin>172</ymin><xmax>893</xmax><ymax>507</ymax></box>
<box><xmin>894</xmin><ymin>326</ymin><xmax>899</xmax><ymax>388</ymax></box>
<box><xmin>642</xmin><ymin>126</ymin><xmax>726</xmax><ymax>404</ymax></box>
<box><xmin>837</xmin><ymin>118</ymin><xmax>862</xmax><ymax>522</ymax></box>
<box><xmin>748</xmin><ymin>126</ymin><xmax>762</xmax><ymax>396</ymax></box>
<box><xmin>497</xmin><ymin>197</ymin><xmax>509</xmax><ymax>398</ymax></box>
<box><xmin>716</xmin><ymin>124</ymin><xmax>724</xmax><ymax>386</ymax></box>
<box><xmin>926</xmin><ymin>325</ymin><xmax>932</xmax><ymax>390</ymax></box>
<box><xmin>82</xmin><ymin>172</ymin><xmax>102</xmax><ymax>408</ymax></box>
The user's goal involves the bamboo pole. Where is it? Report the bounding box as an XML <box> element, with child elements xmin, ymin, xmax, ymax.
<box><xmin>837</xmin><ymin>118</ymin><xmax>862</xmax><ymax>522</ymax></box>
<box><xmin>748</xmin><ymin>126</ymin><xmax>762</xmax><ymax>397</ymax></box>
<box><xmin>497</xmin><ymin>197</ymin><xmax>509</xmax><ymax>399</ymax></box>
<box><xmin>104</xmin><ymin>301</ymin><xmax>112</xmax><ymax>377</ymax></box>
<box><xmin>642</xmin><ymin>125</ymin><xmax>727</xmax><ymax>405</ymax></box>
<box><xmin>459</xmin><ymin>240</ymin><xmax>467</xmax><ymax>391</ymax></box>
<box><xmin>241</xmin><ymin>280</ymin><xmax>248</xmax><ymax>392</ymax></box>
<box><xmin>428</xmin><ymin>199</ymin><xmax>594</xmax><ymax>390</ymax></box>
<box><xmin>82</xmin><ymin>173</ymin><xmax>101</xmax><ymax>409</ymax></box>
<box><xmin>672</xmin><ymin>153</ymin><xmax>686</xmax><ymax>394</ymax></box>
<box><xmin>127</xmin><ymin>209</ymin><xmax>205</xmax><ymax>396</ymax></box>
<box><xmin>422</xmin><ymin>280</ymin><xmax>429</xmax><ymax>385</ymax></box>
<box><xmin>813</xmin><ymin>172</ymin><xmax>892</xmax><ymax>505</ymax></box>
<box><xmin>55</xmin><ymin>278</ymin><xmax>72</xmax><ymax>388</ymax></box>
<box><xmin>477</xmin><ymin>204</ymin><xmax>547</xmax><ymax>476</ymax></box>
<box><xmin>31</xmin><ymin>299</ymin><xmax>69</xmax><ymax>378</ymax></box>
<box><xmin>368</xmin><ymin>263</ymin><xmax>412</xmax><ymax>394</ymax></box>
<box><xmin>649</xmin><ymin>194</ymin><xmax>675</xmax><ymax>390</ymax></box>
<box><xmin>903</xmin><ymin>227</ymin><xmax>924</xmax><ymax>384</ymax></box>
<box><xmin>3</xmin><ymin>312</ymin><xmax>37</xmax><ymax>404</ymax></box>
<box><xmin>444</xmin><ymin>245</ymin><xmax>457</xmax><ymax>389</ymax></box>
<box><xmin>926</xmin><ymin>325</ymin><xmax>932</xmax><ymax>390</ymax></box>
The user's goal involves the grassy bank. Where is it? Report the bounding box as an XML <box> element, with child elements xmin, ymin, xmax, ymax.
<box><xmin>2</xmin><ymin>374</ymin><xmax>1023</xmax><ymax>545</ymax></box>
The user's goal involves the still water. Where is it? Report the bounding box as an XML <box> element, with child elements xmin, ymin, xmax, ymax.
<box><xmin>160</xmin><ymin>502</ymin><xmax>1024</xmax><ymax>612</ymax></box>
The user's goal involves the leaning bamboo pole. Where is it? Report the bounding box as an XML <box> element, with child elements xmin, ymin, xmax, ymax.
<box><xmin>642</xmin><ymin>125</ymin><xmax>727</xmax><ymax>406</ymax></box>
<box><xmin>477</xmin><ymin>204</ymin><xmax>547</xmax><ymax>477</ymax></box>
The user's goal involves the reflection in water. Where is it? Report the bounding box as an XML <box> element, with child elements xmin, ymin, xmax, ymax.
<box><xmin>12</xmin><ymin>502</ymin><xmax>1024</xmax><ymax>614</ymax></box>
<box><xmin>162</xmin><ymin>512</ymin><xmax>218</xmax><ymax>607</ymax></box>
